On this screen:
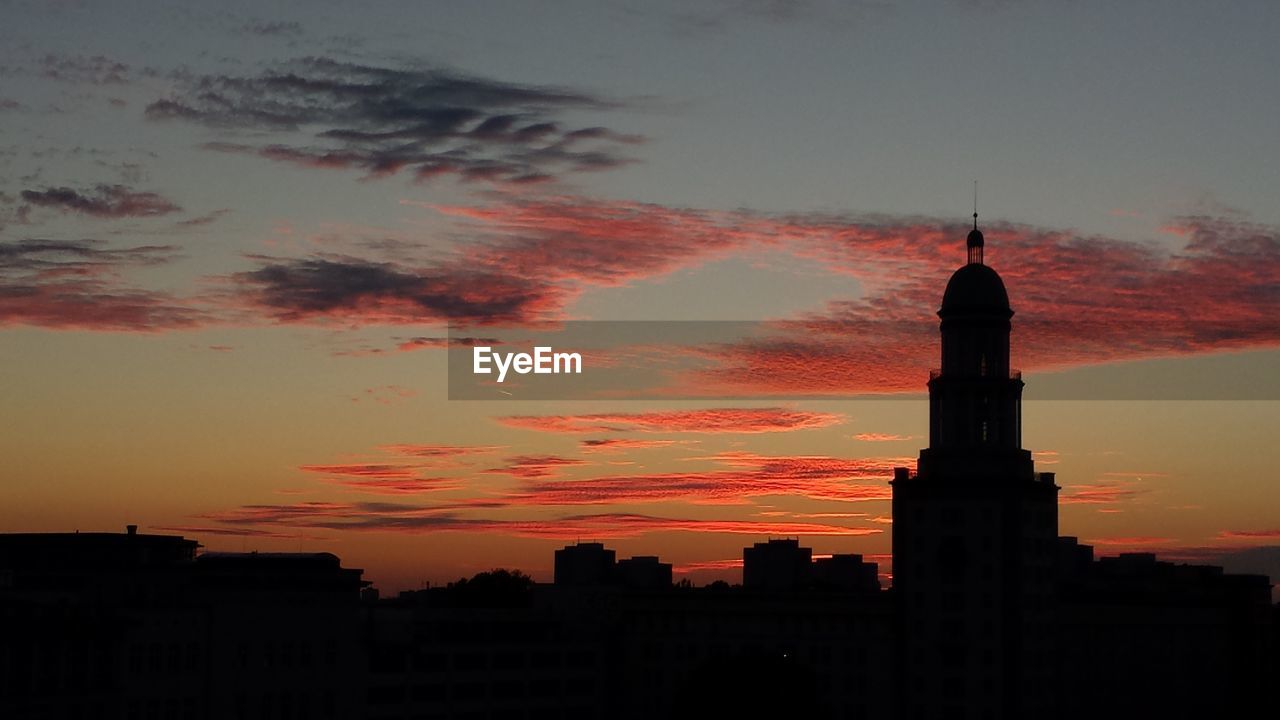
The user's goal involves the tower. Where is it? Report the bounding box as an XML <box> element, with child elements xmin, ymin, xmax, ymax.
<box><xmin>892</xmin><ymin>219</ymin><xmax>1059</xmax><ymax>719</ymax></box>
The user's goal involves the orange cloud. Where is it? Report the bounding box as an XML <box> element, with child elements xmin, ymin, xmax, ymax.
<box><xmin>496</xmin><ymin>407</ymin><xmax>844</xmax><ymax>434</ymax></box>
<box><xmin>1217</xmin><ymin>529</ymin><xmax>1280</xmax><ymax>540</ymax></box>
<box><xmin>504</xmin><ymin>452</ymin><xmax>901</xmax><ymax>505</ymax></box>
<box><xmin>483</xmin><ymin>455</ymin><xmax>587</xmax><ymax>479</ymax></box>
<box><xmin>1085</xmin><ymin>536</ymin><xmax>1174</xmax><ymax>546</ymax></box>
<box><xmin>1059</xmin><ymin>481</ymin><xmax>1147</xmax><ymax>505</ymax></box>
<box><xmin>579</xmin><ymin>438</ymin><xmax>687</xmax><ymax>453</ymax></box>
<box><xmin>196</xmin><ymin>502</ymin><xmax>878</xmax><ymax>539</ymax></box>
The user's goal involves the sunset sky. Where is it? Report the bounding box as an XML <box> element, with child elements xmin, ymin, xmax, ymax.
<box><xmin>2</xmin><ymin>0</ymin><xmax>1278</xmax><ymax>591</ymax></box>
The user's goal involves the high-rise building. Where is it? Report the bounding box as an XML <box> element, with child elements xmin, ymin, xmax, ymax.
<box><xmin>553</xmin><ymin>542</ymin><xmax>616</xmax><ymax>586</ymax></box>
<box><xmin>892</xmin><ymin>220</ymin><xmax>1060</xmax><ymax>719</ymax></box>
<box><xmin>743</xmin><ymin>538</ymin><xmax>813</xmax><ymax>591</ymax></box>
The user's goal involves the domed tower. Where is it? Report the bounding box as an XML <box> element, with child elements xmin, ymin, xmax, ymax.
<box><xmin>891</xmin><ymin>217</ymin><xmax>1059</xmax><ymax>720</ymax></box>
<box><xmin>917</xmin><ymin>220</ymin><xmax>1033</xmax><ymax>480</ymax></box>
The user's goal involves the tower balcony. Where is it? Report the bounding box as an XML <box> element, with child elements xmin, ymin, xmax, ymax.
<box><xmin>929</xmin><ymin>368</ymin><xmax>1022</xmax><ymax>381</ymax></box>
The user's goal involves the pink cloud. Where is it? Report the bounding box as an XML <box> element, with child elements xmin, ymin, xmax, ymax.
<box><xmin>496</xmin><ymin>407</ymin><xmax>844</xmax><ymax>434</ymax></box>
<box><xmin>504</xmin><ymin>452</ymin><xmax>901</xmax><ymax>505</ymax></box>
<box><xmin>854</xmin><ymin>433</ymin><xmax>913</xmax><ymax>442</ymax></box>
<box><xmin>579</xmin><ymin>438</ymin><xmax>688</xmax><ymax>453</ymax></box>
<box><xmin>483</xmin><ymin>455</ymin><xmax>588</xmax><ymax>479</ymax></box>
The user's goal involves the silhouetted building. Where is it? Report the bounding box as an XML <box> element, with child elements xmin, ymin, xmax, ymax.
<box><xmin>611</xmin><ymin>581</ymin><xmax>894</xmax><ymax>720</ymax></box>
<box><xmin>363</xmin><ymin>574</ymin><xmax>605</xmax><ymax>720</ymax></box>
<box><xmin>892</xmin><ymin>221</ymin><xmax>1059</xmax><ymax>719</ymax></box>
<box><xmin>1053</xmin><ymin>538</ymin><xmax>1272</xmax><ymax>717</ymax></box>
<box><xmin>0</xmin><ymin>528</ymin><xmax>366</xmax><ymax>720</ymax></box>
<box><xmin>812</xmin><ymin>554</ymin><xmax>880</xmax><ymax>593</ymax></box>
<box><xmin>615</xmin><ymin>555</ymin><xmax>672</xmax><ymax>590</ymax></box>
<box><xmin>553</xmin><ymin>542</ymin><xmax>616</xmax><ymax>586</ymax></box>
<box><xmin>2</xmin><ymin>221</ymin><xmax>1275</xmax><ymax>720</ymax></box>
<box><xmin>743</xmin><ymin>538</ymin><xmax>812</xmax><ymax>591</ymax></box>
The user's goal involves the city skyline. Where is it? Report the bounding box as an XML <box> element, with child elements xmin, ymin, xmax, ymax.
<box><xmin>2</xmin><ymin>0</ymin><xmax>1279</xmax><ymax>593</ymax></box>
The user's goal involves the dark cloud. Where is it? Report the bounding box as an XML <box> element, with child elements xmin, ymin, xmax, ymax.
<box><xmin>20</xmin><ymin>184</ymin><xmax>181</xmax><ymax>219</ymax></box>
<box><xmin>146</xmin><ymin>58</ymin><xmax>642</xmax><ymax>184</ymax></box>
<box><xmin>665</xmin><ymin>0</ymin><xmax>889</xmax><ymax>33</ymax></box>
<box><xmin>175</xmin><ymin>208</ymin><xmax>230</xmax><ymax>227</ymax></box>
<box><xmin>243</xmin><ymin>20</ymin><xmax>303</xmax><ymax>36</ymax></box>
<box><xmin>39</xmin><ymin>54</ymin><xmax>130</xmax><ymax>85</ymax></box>
<box><xmin>0</xmin><ymin>238</ymin><xmax>203</xmax><ymax>330</ymax></box>
<box><xmin>232</xmin><ymin>256</ymin><xmax>563</xmax><ymax>325</ymax></box>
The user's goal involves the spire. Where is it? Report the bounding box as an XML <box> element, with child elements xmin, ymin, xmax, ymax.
<box><xmin>966</xmin><ymin>181</ymin><xmax>984</xmax><ymax>265</ymax></box>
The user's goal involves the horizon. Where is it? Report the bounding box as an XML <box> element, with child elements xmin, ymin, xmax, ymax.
<box><xmin>3</xmin><ymin>0</ymin><xmax>1279</xmax><ymax>595</ymax></box>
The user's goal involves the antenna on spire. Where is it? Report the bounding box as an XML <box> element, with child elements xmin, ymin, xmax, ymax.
<box><xmin>966</xmin><ymin>180</ymin><xmax>984</xmax><ymax>265</ymax></box>
<box><xmin>973</xmin><ymin>180</ymin><xmax>978</xmax><ymax>230</ymax></box>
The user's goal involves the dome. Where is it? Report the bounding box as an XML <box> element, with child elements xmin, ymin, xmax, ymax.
<box><xmin>966</xmin><ymin>227</ymin><xmax>984</xmax><ymax>249</ymax></box>
<box><xmin>940</xmin><ymin>263</ymin><xmax>1010</xmax><ymax>315</ymax></box>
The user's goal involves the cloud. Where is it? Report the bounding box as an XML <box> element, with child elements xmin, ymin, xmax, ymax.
<box><xmin>151</xmin><ymin>525</ymin><xmax>325</xmax><ymax>540</ymax></box>
<box><xmin>497</xmin><ymin>407</ymin><xmax>844</xmax><ymax>434</ymax></box>
<box><xmin>227</xmin><ymin>194</ymin><xmax>751</xmax><ymax>326</ymax></box>
<box><xmin>295</xmin><ymin>443</ymin><xmax>507</xmax><ymax>478</ymax></box>
<box><xmin>299</xmin><ymin>463</ymin><xmax>424</xmax><ymax>479</ymax></box>
<box><xmin>175</xmin><ymin>208</ymin><xmax>230</xmax><ymax>227</ymax></box>
<box><xmin>483</xmin><ymin>455</ymin><xmax>587</xmax><ymax>479</ymax></box>
<box><xmin>243</xmin><ymin>20</ymin><xmax>303</xmax><ymax>36</ymax></box>
<box><xmin>854</xmin><ymin>433</ymin><xmax>912</xmax><ymax>442</ymax></box>
<box><xmin>196</xmin><ymin>501</ymin><xmax>879</xmax><ymax>539</ymax></box>
<box><xmin>1217</xmin><ymin>529</ymin><xmax>1280</xmax><ymax>540</ymax></box>
<box><xmin>452</xmin><ymin>197</ymin><xmax>1280</xmax><ymax>391</ymax></box>
<box><xmin>397</xmin><ymin>335</ymin><xmax>501</xmax><ymax>351</ymax></box>
<box><xmin>674</xmin><ymin>558</ymin><xmax>743</xmax><ymax>573</ymax></box>
<box><xmin>664</xmin><ymin>0</ymin><xmax>888</xmax><ymax>33</ymax></box>
<box><xmin>579</xmin><ymin>438</ymin><xmax>687</xmax><ymax>453</ymax></box>
<box><xmin>331</xmin><ymin>335</ymin><xmax>505</xmax><ymax>357</ymax></box>
<box><xmin>0</xmin><ymin>238</ymin><xmax>205</xmax><ymax>330</ymax></box>
<box><xmin>296</xmin><ymin>444</ymin><xmax>512</xmax><ymax>494</ymax></box>
<box><xmin>146</xmin><ymin>58</ymin><xmax>641</xmax><ymax>185</ymax></box>
<box><xmin>1059</xmin><ymin>481</ymin><xmax>1147</xmax><ymax>505</ymax></box>
<box><xmin>20</xmin><ymin>185</ymin><xmax>181</xmax><ymax>218</ymax></box>
<box><xmin>39</xmin><ymin>54</ymin><xmax>130</xmax><ymax>85</ymax></box>
<box><xmin>210</xmin><ymin>193</ymin><xmax>1280</xmax><ymax>371</ymax></box>
<box><xmin>325</xmin><ymin>477</ymin><xmax>464</xmax><ymax>495</ymax></box>
<box><xmin>505</xmin><ymin>452</ymin><xmax>900</xmax><ymax>505</ymax></box>
<box><xmin>349</xmin><ymin>384</ymin><xmax>416</xmax><ymax>405</ymax></box>
<box><xmin>379</xmin><ymin>444</ymin><xmax>505</xmax><ymax>458</ymax></box>
<box><xmin>1032</xmin><ymin>450</ymin><xmax>1060</xmax><ymax>465</ymax></box>
<box><xmin>1085</xmin><ymin>536</ymin><xmax>1175</xmax><ymax>547</ymax></box>
<box><xmin>231</xmin><ymin>255</ymin><xmax>564</xmax><ymax>325</ymax></box>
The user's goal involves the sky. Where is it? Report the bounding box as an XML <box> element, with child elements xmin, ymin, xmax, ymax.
<box><xmin>2</xmin><ymin>0</ymin><xmax>1278</xmax><ymax>591</ymax></box>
